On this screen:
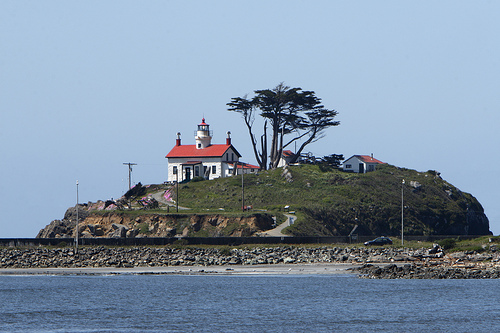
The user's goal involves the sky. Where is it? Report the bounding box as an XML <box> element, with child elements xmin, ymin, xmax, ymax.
<box><xmin>1</xmin><ymin>1</ymin><xmax>499</xmax><ymax>237</ymax></box>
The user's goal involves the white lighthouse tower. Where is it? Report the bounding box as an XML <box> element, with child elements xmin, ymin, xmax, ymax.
<box><xmin>195</xmin><ymin>118</ymin><xmax>212</xmax><ymax>149</ymax></box>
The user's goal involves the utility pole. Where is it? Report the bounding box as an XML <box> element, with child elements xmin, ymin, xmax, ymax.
<box><xmin>401</xmin><ymin>179</ymin><xmax>405</xmax><ymax>246</ymax></box>
<box><xmin>123</xmin><ymin>162</ymin><xmax>137</xmax><ymax>190</ymax></box>
<box><xmin>75</xmin><ymin>180</ymin><xmax>79</xmax><ymax>254</ymax></box>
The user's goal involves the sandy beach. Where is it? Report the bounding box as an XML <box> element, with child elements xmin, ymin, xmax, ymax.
<box><xmin>0</xmin><ymin>263</ymin><xmax>360</xmax><ymax>276</ymax></box>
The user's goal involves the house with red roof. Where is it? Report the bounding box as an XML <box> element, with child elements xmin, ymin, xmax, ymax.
<box><xmin>277</xmin><ymin>150</ymin><xmax>296</xmax><ymax>167</ymax></box>
<box><xmin>165</xmin><ymin>118</ymin><xmax>258</xmax><ymax>182</ymax></box>
<box><xmin>342</xmin><ymin>154</ymin><xmax>384</xmax><ymax>173</ymax></box>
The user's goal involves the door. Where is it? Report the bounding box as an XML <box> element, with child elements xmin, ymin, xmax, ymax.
<box><xmin>185</xmin><ymin>167</ymin><xmax>191</xmax><ymax>181</ymax></box>
<box><xmin>359</xmin><ymin>163</ymin><xmax>364</xmax><ymax>173</ymax></box>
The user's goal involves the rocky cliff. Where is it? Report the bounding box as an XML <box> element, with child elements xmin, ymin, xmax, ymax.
<box><xmin>37</xmin><ymin>207</ymin><xmax>274</xmax><ymax>239</ymax></box>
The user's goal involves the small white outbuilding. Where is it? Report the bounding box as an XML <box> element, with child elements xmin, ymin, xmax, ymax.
<box><xmin>342</xmin><ymin>154</ymin><xmax>384</xmax><ymax>173</ymax></box>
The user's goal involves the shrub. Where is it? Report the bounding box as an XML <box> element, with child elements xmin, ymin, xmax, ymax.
<box><xmin>438</xmin><ymin>238</ymin><xmax>456</xmax><ymax>250</ymax></box>
<box><xmin>219</xmin><ymin>247</ymin><xmax>232</xmax><ymax>256</ymax></box>
<box><xmin>173</xmin><ymin>238</ymin><xmax>188</xmax><ymax>246</ymax></box>
<box><xmin>138</xmin><ymin>223</ymin><xmax>150</xmax><ymax>234</ymax></box>
<box><xmin>191</xmin><ymin>177</ymin><xmax>205</xmax><ymax>183</ymax></box>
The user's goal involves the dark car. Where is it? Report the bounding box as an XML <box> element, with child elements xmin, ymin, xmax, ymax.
<box><xmin>364</xmin><ymin>237</ymin><xmax>393</xmax><ymax>246</ymax></box>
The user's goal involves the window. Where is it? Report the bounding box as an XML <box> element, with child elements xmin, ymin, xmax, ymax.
<box><xmin>368</xmin><ymin>165</ymin><xmax>375</xmax><ymax>171</ymax></box>
<box><xmin>203</xmin><ymin>166</ymin><xmax>207</xmax><ymax>176</ymax></box>
<box><xmin>212</xmin><ymin>165</ymin><xmax>216</xmax><ymax>174</ymax></box>
<box><xmin>173</xmin><ymin>166</ymin><xmax>178</xmax><ymax>174</ymax></box>
<box><xmin>195</xmin><ymin>166</ymin><xmax>199</xmax><ymax>177</ymax></box>
<box><xmin>197</xmin><ymin>143</ymin><xmax>201</xmax><ymax>148</ymax></box>
<box><xmin>345</xmin><ymin>164</ymin><xmax>352</xmax><ymax>169</ymax></box>
<box><xmin>231</xmin><ymin>153</ymin><xmax>234</xmax><ymax>161</ymax></box>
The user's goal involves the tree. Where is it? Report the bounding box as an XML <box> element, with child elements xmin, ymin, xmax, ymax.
<box><xmin>227</xmin><ymin>95</ymin><xmax>267</xmax><ymax>170</ymax></box>
<box><xmin>228</xmin><ymin>83</ymin><xmax>339</xmax><ymax>169</ymax></box>
<box><xmin>320</xmin><ymin>154</ymin><xmax>344</xmax><ymax>168</ymax></box>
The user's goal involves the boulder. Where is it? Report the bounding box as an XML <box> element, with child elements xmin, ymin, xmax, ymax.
<box><xmin>428</xmin><ymin>244</ymin><xmax>443</xmax><ymax>255</ymax></box>
<box><xmin>36</xmin><ymin>219</ymin><xmax>71</xmax><ymax>238</ymax></box>
<box><xmin>64</xmin><ymin>205</ymin><xmax>89</xmax><ymax>222</ymax></box>
<box><xmin>108</xmin><ymin>224</ymin><xmax>128</xmax><ymax>238</ymax></box>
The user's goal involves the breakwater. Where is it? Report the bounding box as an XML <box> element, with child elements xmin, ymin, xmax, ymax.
<box><xmin>1</xmin><ymin>245</ymin><xmax>499</xmax><ymax>278</ymax></box>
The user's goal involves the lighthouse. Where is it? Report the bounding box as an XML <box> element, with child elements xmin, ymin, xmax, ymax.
<box><xmin>166</xmin><ymin>117</ymin><xmax>258</xmax><ymax>182</ymax></box>
<box><xmin>195</xmin><ymin>118</ymin><xmax>212</xmax><ymax>149</ymax></box>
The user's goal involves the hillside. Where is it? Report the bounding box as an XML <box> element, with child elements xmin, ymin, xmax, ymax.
<box><xmin>37</xmin><ymin>164</ymin><xmax>491</xmax><ymax>238</ymax></box>
<box><xmin>175</xmin><ymin>164</ymin><xmax>490</xmax><ymax>236</ymax></box>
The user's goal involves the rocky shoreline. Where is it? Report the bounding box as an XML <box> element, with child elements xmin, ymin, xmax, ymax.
<box><xmin>1</xmin><ymin>244</ymin><xmax>499</xmax><ymax>278</ymax></box>
<box><xmin>352</xmin><ymin>262</ymin><xmax>500</xmax><ymax>279</ymax></box>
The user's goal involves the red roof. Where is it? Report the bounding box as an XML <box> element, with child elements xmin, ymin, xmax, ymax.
<box><xmin>166</xmin><ymin>144</ymin><xmax>241</xmax><ymax>158</ymax></box>
<box><xmin>199</xmin><ymin>118</ymin><xmax>208</xmax><ymax>126</ymax></box>
<box><xmin>228</xmin><ymin>162</ymin><xmax>260</xmax><ymax>169</ymax></box>
<box><xmin>354</xmin><ymin>155</ymin><xmax>384</xmax><ymax>164</ymax></box>
<box><xmin>282</xmin><ymin>150</ymin><xmax>294</xmax><ymax>157</ymax></box>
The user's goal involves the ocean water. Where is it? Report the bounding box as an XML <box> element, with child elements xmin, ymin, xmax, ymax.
<box><xmin>0</xmin><ymin>274</ymin><xmax>499</xmax><ymax>332</ymax></box>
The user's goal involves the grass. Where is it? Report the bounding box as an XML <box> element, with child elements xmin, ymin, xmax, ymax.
<box><xmin>88</xmin><ymin>163</ymin><xmax>490</xmax><ymax>238</ymax></box>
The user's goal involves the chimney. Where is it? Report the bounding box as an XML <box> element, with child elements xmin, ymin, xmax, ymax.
<box><xmin>226</xmin><ymin>131</ymin><xmax>231</xmax><ymax>145</ymax></box>
<box><xmin>176</xmin><ymin>132</ymin><xmax>181</xmax><ymax>146</ymax></box>
<box><xmin>371</xmin><ymin>153</ymin><xmax>373</xmax><ymax>160</ymax></box>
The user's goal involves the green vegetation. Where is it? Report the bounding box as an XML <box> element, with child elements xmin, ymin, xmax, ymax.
<box><xmin>173</xmin><ymin>164</ymin><xmax>490</xmax><ymax>237</ymax></box>
<box><xmin>437</xmin><ymin>238</ymin><xmax>456</xmax><ymax>250</ymax></box>
<box><xmin>138</xmin><ymin>223</ymin><xmax>151</xmax><ymax>235</ymax></box>
<box><xmin>83</xmin><ymin>164</ymin><xmax>489</xmax><ymax>238</ymax></box>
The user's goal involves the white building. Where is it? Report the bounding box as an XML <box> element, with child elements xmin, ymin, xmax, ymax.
<box><xmin>342</xmin><ymin>154</ymin><xmax>384</xmax><ymax>173</ymax></box>
<box><xmin>165</xmin><ymin>118</ymin><xmax>258</xmax><ymax>182</ymax></box>
<box><xmin>277</xmin><ymin>150</ymin><xmax>296</xmax><ymax>167</ymax></box>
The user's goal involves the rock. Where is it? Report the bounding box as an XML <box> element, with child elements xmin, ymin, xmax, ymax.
<box><xmin>126</xmin><ymin>229</ymin><xmax>139</xmax><ymax>238</ymax></box>
<box><xmin>108</xmin><ymin>224</ymin><xmax>128</xmax><ymax>238</ymax></box>
<box><xmin>228</xmin><ymin>257</ymin><xmax>241</xmax><ymax>265</ymax></box>
<box><xmin>428</xmin><ymin>244</ymin><xmax>443</xmax><ymax>255</ymax></box>
<box><xmin>165</xmin><ymin>227</ymin><xmax>176</xmax><ymax>237</ymax></box>
<box><xmin>81</xmin><ymin>231</ymin><xmax>93</xmax><ymax>238</ymax></box>
<box><xmin>87</xmin><ymin>224</ymin><xmax>97</xmax><ymax>235</ymax></box>
<box><xmin>36</xmin><ymin>219</ymin><xmax>69</xmax><ymax>238</ymax></box>
<box><xmin>281</xmin><ymin>166</ymin><xmax>293</xmax><ymax>183</ymax></box>
<box><xmin>283</xmin><ymin>257</ymin><xmax>295</xmax><ymax>264</ymax></box>
<box><xmin>410</xmin><ymin>181</ymin><xmax>422</xmax><ymax>190</ymax></box>
<box><xmin>64</xmin><ymin>205</ymin><xmax>89</xmax><ymax>222</ymax></box>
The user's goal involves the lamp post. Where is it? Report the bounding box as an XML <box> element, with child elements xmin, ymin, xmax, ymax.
<box><xmin>401</xmin><ymin>179</ymin><xmax>405</xmax><ymax>246</ymax></box>
<box><xmin>241</xmin><ymin>163</ymin><xmax>245</xmax><ymax>212</ymax></box>
<box><xmin>75</xmin><ymin>180</ymin><xmax>79</xmax><ymax>254</ymax></box>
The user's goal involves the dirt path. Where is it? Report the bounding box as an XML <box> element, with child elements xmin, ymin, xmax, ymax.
<box><xmin>261</xmin><ymin>214</ymin><xmax>296</xmax><ymax>237</ymax></box>
<box><xmin>151</xmin><ymin>190</ymin><xmax>190</xmax><ymax>210</ymax></box>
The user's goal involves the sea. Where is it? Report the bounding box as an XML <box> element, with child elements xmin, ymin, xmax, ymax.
<box><xmin>0</xmin><ymin>274</ymin><xmax>499</xmax><ymax>332</ymax></box>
